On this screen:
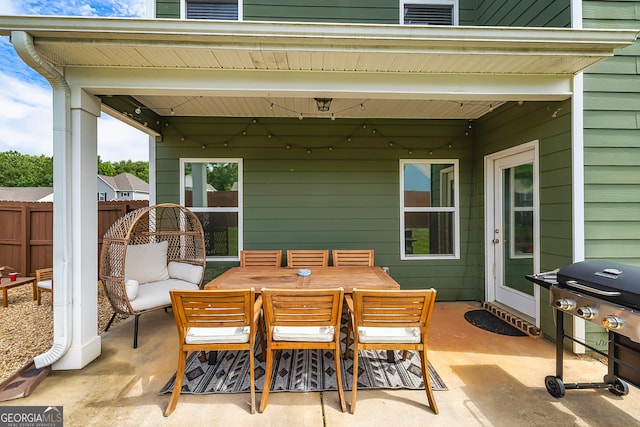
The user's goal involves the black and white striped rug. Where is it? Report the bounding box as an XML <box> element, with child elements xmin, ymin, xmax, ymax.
<box><xmin>160</xmin><ymin>335</ymin><xmax>446</xmax><ymax>395</ymax></box>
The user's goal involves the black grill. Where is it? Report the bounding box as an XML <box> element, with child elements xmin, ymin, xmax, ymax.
<box><xmin>527</xmin><ymin>260</ymin><xmax>640</xmax><ymax>398</ymax></box>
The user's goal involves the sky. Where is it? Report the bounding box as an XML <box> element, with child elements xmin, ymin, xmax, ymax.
<box><xmin>0</xmin><ymin>0</ymin><xmax>150</xmax><ymax>162</ymax></box>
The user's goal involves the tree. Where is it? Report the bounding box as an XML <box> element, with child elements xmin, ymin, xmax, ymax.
<box><xmin>0</xmin><ymin>151</ymin><xmax>53</xmax><ymax>187</ymax></box>
<box><xmin>0</xmin><ymin>151</ymin><xmax>149</xmax><ymax>186</ymax></box>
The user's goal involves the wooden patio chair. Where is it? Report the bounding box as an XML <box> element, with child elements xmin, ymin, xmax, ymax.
<box><xmin>331</xmin><ymin>249</ymin><xmax>374</xmax><ymax>266</ymax></box>
<box><xmin>344</xmin><ymin>288</ymin><xmax>439</xmax><ymax>414</ymax></box>
<box><xmin>286</xmin><ymin>249</ymin><xmax>329</xmax><ymax>267</ymax></box>
<box><xmin>36</xmin><ymin>267</ymin><xmax>53</xmax><ymax>305</ymax></box>
<box><xmin>240</xmin><ymin>250</ymin><xmax>282</xmax><ymax>267</ymax></box>
<box><xmin>259</xmin><ymin>287</ymin><xmax>346</xmax><ymax>413</ymax></box>
<box><xmin>164</xmin><ymin>288</ymin><xmax>264</xmax><ymax>416</ymax></box>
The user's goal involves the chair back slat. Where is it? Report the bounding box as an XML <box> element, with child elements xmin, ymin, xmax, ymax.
<box><xmin>262</xmin><ymin>288</ymin><xmax>343</xmax><ymax>327</ymax></box>
<box><xmin>354</xmin><ymin>289</ymin><xmax>436</xmax><ymax>329</ymax></box>
<box><xmin>171</xmin><ymin>289</ymin><xmax>254</xmax><ymax>331</ymax></box>
<box><xmin>36</xmin><ymin>267</ymin><xmax>53</xmax><ymax>283</ymax></box>
<box><xmin>240</xmin><ymin>250</ymin><xmax>282</xmax><ymax>267</ymax></box>
<box><xmin>332</xmin><ymin>249</ymin><xmax>374</xmax><ymax>266</ymax></box>
<box><xmin>286</xmin><ymin>250</ymin><xmax>329</xmax><ymax>267</ymax></box>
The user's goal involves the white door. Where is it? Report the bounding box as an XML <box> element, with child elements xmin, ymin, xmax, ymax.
<box><xmin>485</xmin><ymin>143</ymin><xmax>539</xmax><ymax>322</ymax></box>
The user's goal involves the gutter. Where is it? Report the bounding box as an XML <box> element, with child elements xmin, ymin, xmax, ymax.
<box><xmin>11</xmin><ymin>31</ymin><xmax>73</xmax><ymax>368</ymax></box>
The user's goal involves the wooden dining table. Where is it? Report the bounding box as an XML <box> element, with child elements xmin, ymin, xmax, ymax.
<box><xmin>204</xmin><ymin>265</ymin><xmax>401</xmax><ymax>362</ymax></box>
<box><xmin>203</xmin><ymin>265</ymin><xmax>400</xmax><ymax>293</ymax></box>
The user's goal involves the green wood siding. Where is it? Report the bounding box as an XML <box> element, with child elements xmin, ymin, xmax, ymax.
<box><xmin>474</xmin><ymin>0</ymin><xmax>570</xmax><ymax>27</ymax></box>
<box><xmin>474</xmin><ymin>100</ymin><xmax>573</xmax><ymax>338</ymax></box>
<box><xmin>245</xmin><ymin>0</ymin><xmax>398</xmax><ymax>23</ymax></box>
<box><xmin>153</xmin><ymin>0</ymin><xmax>475</xmax><ymax>25</ymax></box>
<box><xmin>156</xmin><ymin>117</ymin><xmax>479</xmax><ymax>300</ymax></box>
<box><xmin>583</xmin><ymin>1</ymin><xmax>640</xmax><ymax>267</ymax></box>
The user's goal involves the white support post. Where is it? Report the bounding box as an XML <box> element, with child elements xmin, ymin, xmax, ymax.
<box><xmin>53</xmin><ymin>89</ymin><xmax>102</xmax><ymax>369</ymax></box>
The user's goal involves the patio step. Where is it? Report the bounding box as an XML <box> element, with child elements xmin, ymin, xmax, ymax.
<box><xmin>481</xmin><ymin>302</ymin><xmax>541</xmax><ymax>338</ymax></box>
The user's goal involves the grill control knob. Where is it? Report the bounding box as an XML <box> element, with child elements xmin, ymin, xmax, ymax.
<box><xmin>554</xmin><ymin>298</ymin><xmax>576</xmax><ymax>311</ymax></box>
<box><xmin>576</xmin><ymin>306</ymin><xmax>598</xmax><ymax>320</ymax></box>
<box><xmin>602</xmin><ymin>315</ymin><xmax>625</xmax><ymax>330</ymax></box>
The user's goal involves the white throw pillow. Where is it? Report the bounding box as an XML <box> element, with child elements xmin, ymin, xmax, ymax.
<box><xmin>167</xmin><ymin>261</ymin><xmax>203</xmax><ymax>285</ymax></box>
<box><xmin>125</xmin><ymin>279</ymin><xmax>139</xmax><ymax>301</ymax></box>
<box><xmin>124</xmin><ymin>241</ymin><xmax>170</xmax><ymax>284</ymax></box>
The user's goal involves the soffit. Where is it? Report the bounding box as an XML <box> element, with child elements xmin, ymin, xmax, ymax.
<box><xmin>1</xmin><ymin>17</ymin><xmax>637</xmax><ymax>120</ymax></box>
<box><xmin>4</xmin><ymin>17</ymin><xmax>634</xmax><ymax>74</ymax></box>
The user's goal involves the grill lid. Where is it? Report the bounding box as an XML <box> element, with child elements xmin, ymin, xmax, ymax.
<box><xmin>557</xmin><ymin>260</ymin><xmax>640</xmax><ymax>308</ymax></box>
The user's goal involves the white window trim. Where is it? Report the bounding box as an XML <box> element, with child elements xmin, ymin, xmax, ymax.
<box><xmin>400</xmin><ymin>159</ymin><xmax>460</xmax><ymax>260</ymax></box>
<box><xmin>179</xmin><ymin>157</ymin><xmax>243</xmax><ymax>261</ymax></box>
<box><xmin>400</xmin><ymin>0</ymin><xmax>459</xmax><ymax>25</ymax></box>
<box><xmin>181</xmin><ymin>0</ymin><xmax>243</xmax><ymax>21</ymax></box>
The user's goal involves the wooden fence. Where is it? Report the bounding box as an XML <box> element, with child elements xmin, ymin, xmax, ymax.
<box><xmin>0</xmin><ymin>200</ymin><xmax>148</xmax><ymax>276</ymax></box>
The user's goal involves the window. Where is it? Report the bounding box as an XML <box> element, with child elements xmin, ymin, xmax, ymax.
<box><xmin>508</xmin><ymin>164</ymin><xmax>534</xmax><ymax>259</ymax></box>
<box><xmin>400</xmin><ymin>159</ymin><xmax>459</xmax><ymax>259</ymax></box>
<box><xmin>185</xmin><ymin>0</ymin><xmax>241</xmax><ymax>20</ymax></box>
<box><xmin>98</xmin><ymin>192</ymin><xmax>106</xmax><ymax>201</ymax></box>
<box><xmin>180</xmin><ymin>158</ymin><xmax>242</xmax><ymax>261</ymax></box>
<box><xmin>400</xmin><ymin>0</ymin><xmax>457</xmax><ymax>25</ymax></box>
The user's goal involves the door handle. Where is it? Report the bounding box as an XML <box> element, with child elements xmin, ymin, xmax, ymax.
<box><xmin>492</xmin><ymin>239</ymin><xmax>500</xmax><ymax>244</ymax></box>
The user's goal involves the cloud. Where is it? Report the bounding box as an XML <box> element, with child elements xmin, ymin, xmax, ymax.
<box><xmin>98</xmin><ymin>115</ymin><xmax>150</xmax><ymax>162</ymax></box>
<box><xmin>0</xmin><ymin>0</ymin><xmax>149</xmax><ymax>162</ymax></box>
<box><xmin>2</xmin><ymin>0</ymin><xmax>146</xmax><ymax>18</ymax></box>
<box><xmin>0</xmin><ymin>71</ymin><xmax>53</xmax><ymax>156</ymax></box>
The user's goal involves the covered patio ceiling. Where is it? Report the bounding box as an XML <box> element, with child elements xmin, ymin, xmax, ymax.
<box><xmin>2</xmin><ymin>16</ymin><xmax>637</xmax><ymax>127</ymax></box>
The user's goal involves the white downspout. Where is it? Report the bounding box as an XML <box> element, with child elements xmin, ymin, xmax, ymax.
<box><xmin>11</xmin><ymin>31</ymin><xmax>73</xmax><ymax>368</ymax></box>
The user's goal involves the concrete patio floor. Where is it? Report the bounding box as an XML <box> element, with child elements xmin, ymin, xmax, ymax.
<box><xmin>2</xmin><ymin>301</ymin><xmax>640</xmax><ymax>426</ymax></box>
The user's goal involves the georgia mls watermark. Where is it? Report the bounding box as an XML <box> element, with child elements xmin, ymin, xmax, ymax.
<box><xmin>0</xmin><ymin>406</ymin><xmax>63</xmax><ymax>427</ymax></box>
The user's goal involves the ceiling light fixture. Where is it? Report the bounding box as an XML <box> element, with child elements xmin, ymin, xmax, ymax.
<box><xmin>314</xmin><ymin>98</ymin><xmax>333</xmax><ymax>112</ymax></box>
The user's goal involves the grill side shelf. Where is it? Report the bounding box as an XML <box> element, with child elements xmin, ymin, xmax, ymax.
<box><xmin>525</xmin><ymin>274</ymin><xmax>556</xmax><ymax>290</ymax></box>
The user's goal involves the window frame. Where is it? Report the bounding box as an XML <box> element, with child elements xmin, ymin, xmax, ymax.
<box><xmin>400</xmin><ymin>0</ymin><xmax>459</xmax><ymax>25</ymax></box>
<box><xmin>399</xmin><ymin>159</ymin><xmax>460</xmax><ymax>260</ymax></box>
<box><xmin>181</xmin><ymin>0</ymin><xmax>243</xmax><ymax>21</ymax></box>
<box><xmin>179</xmin><ymin>157</ymin><xmax>243</xmax><ymax>262</ymax></box>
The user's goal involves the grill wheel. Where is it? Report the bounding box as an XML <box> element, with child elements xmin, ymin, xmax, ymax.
<box><xmin>608</xmin><ymin>376</ymin><xmax>629</xmax><ymax>396</ymax></box>
<box><xmin>545</xmin><ymin>375</ymin><xmax>566</xmax><ymax>398</ymax></box>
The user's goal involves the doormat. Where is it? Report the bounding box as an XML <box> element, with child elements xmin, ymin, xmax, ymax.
<box><xmin>464</xmin><ymin>309</ymin><xmax>527</xmax><ymax>337</ymax></box>
<box><xmin>0</xmin><ymin>362</ymin><xmax>50</xmax><ymax>402</ymax></box>
<box><xmin>160</xmin><ymin>344</ymin><xmax>447</xmax><ymax>395</ymax></box>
